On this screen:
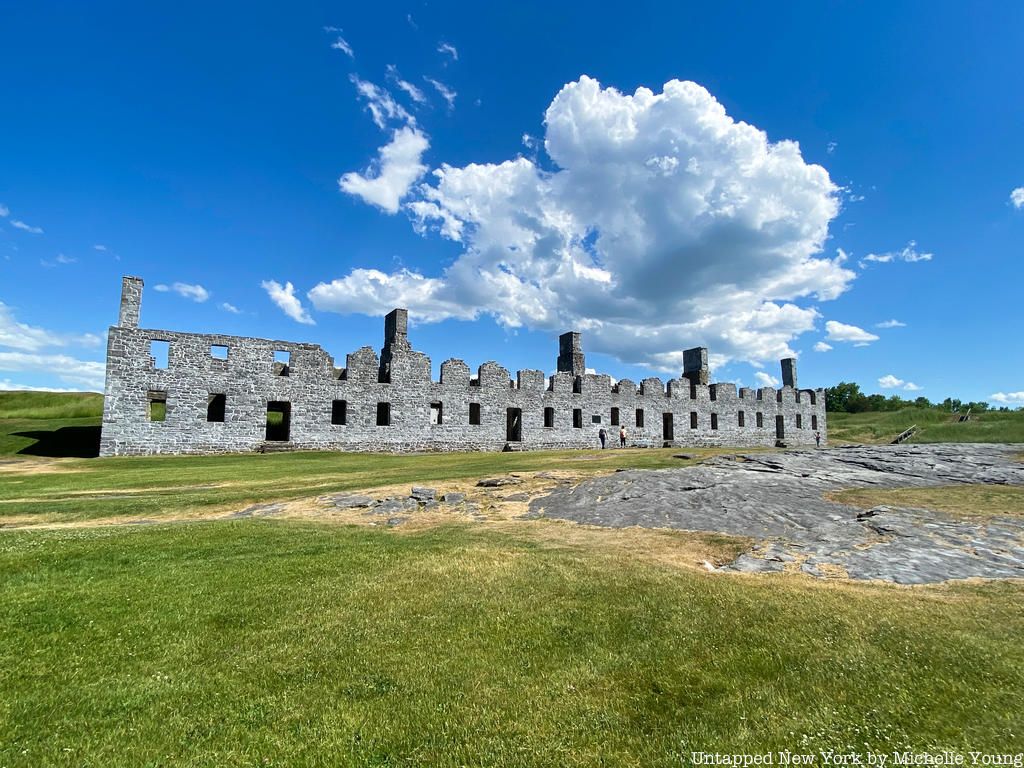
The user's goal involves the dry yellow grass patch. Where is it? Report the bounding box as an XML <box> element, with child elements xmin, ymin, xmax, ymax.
<box><xmin>828</xmin><ymin>484</ymin><xmax>1024</xmax><ymax>519</ymax></box>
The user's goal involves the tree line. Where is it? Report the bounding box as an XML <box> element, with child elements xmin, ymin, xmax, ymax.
<box><xmin>824</xmin><ymin>381</ymin><xmax>1016</xmax><ymax>414</ymax></box>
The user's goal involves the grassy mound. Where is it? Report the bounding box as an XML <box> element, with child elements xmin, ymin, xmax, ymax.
<box><xmin>0</xmin><ymin>391</ymin><xmax>102</xmax><ymax>420</ymax></box>
<box><xmin>827</xmin><ymin>407</ymin><xmax>1024</xmax><ymax>444</ymax></box>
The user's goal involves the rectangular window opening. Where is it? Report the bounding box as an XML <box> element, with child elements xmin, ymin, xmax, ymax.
<box><xmin>635</xmin><ymin>408</ymin><xmax>645</xmax><ymax>428</ymax></box>
<box><xmin>756</xmin><ymin>412</ymin><xmax>764</xmax><ymax>428</ymax></box>
<box><xmin>376</xmin><ymin>402</ymin><xmax>391</xmax><ymax>427</ymax></box>
<box><xmin>711</xmin><ymin>413</ymin><xmax>719</xmax><ymax>431</ymax></box>
<box><xmin>796</xmin><ymin>414</ymin><xmax>803</xmax><ymax>429</ymax></box>
<box><xmin>738</xmin><ymin>410</ymin><xmax>745</xmax><ymax>428</ymax></box>
<box><xmin>273</xmin><ymin>350</ymin><xmax>291</xmax><ymax>377</ymax></box>
<box><xmin>663</xmin><ymin>412</ymin><xmax>674</xmax><ymax>441</ymax></box>
<box><xmin>331</xmin><ymin>399</ymin><xmax>347</xmax><ymax>426</ymax></box>
<box><xmin>811</xmin><ymin>414</ymin><xmax>818</xmax><ymax>431</ymax></box>
<box><xmin>206</xmin><ymin>393</ymin><xmax>226</xmax><ymax>423</ymax></box>
<box><xmin>469</xmin><ymin>402</ymin><xmax>481</xmax><ymax>426</ymax></box>
<box><xmin>610</xmin><ymin>407</ymin><xmax>620</xmax><ymax>426</ymax></box>
<box><xmin>430</xmin><ymin>401</ymin><xmax>443</xmax><ymax>425</ymax></box>
<box><xmin>543</xmin><ymin>406</ymin><xmax>555</xmax><ymax>428</ymax></box>
<box><xmin>573</xmin><ymin>409</ymin><xmax>583</xmax><ymax>429</ymax></box>
<box><xmin>572</xmin><ymin>377</ymin><xmax>582</xmax><ymax>394</ymax></box>
<box><xmin>210</xmin><ymin>344</ymin><xmax>228</xmax><ymax>361</ymax></box>
<box><xmin>591</xmin><ymin>414</ymin><xmax>601</xmax><ymax>424</ymax></box>
<box><xmin>149</xmin><ymin>340</ymin><xmax>169</xmax><ymax>369</ymax></box>
<box><xmin>690</xmin><ymin>411</ymin><xmax>698</xmax><ymax>429</ymax></box>
<box><xmin>148</xmin><ymin>390</ymin><xmax>166</xmax><ymax>422</ymax></box>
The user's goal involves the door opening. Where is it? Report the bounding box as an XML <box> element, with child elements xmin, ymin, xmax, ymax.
<box><xmin>775</xmin><ymin>414</ymin><xmax>785</xmax><ymax>441</ymax></box>
<box><xmin>506</xmin><ymin>408</ymin><xmax>522</xmax><ymax>442</ymax></box>
<box><xmin>663</xmin><ymin>412</ymin><xmax>674</xmax><ymax>441</ymax></box>
<box><xmin>266</xmin><ymin>401</ymin><xmax>291</xmax><ymax>441</ymax></box>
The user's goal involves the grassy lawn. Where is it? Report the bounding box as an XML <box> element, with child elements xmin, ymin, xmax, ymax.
<box><xmin>827</xmin><ymin>407</ymin><xmax>1024</xmax><ymax>444</ymax></box>
<box><xmin>1</xmin><ymin>520</ymin><xmax>1022</xmax><ymax>766</ymax></box>
<box><xmin>830</xmin><ymin>484</ymin><xmax>1024</xmax><ymax>519</ymax></box>
<box><xmin>2</xmin><ymin>391</ymin><xmax>1023</xmax><ymax>763</ymax></box>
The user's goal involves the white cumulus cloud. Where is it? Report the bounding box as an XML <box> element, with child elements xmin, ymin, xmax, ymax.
<box><xmin>154</xmin><ymin>282</ymin><xmax>210</xmax><ymax>303</ymax></box>
<box><xmin>825</xmin><ymin>320</ymin><xmax>879</xmax><ymax>345</ymax></box>
<box><xmin>878</xmin><ymin>374</ymin><xmax>922</xmax><ymax>391</ymax></box>
<box><xmin>1010</xmin><ymin>188</ymin><xmax>1024</xmax><ymax>209</ymax></box>
<box><xmin>755</xmin><ymin>371</ymin><xmax>780</xmax><ymax>387</ymax></box>
<box><xmin>990</xmin><ymin>391</ymin><xmax>1024</xmax><ymax>404</ymax></box>
<box><xmin>813</xmin><ymin>341</ymin><xmax>832</xmax><ymax>352</ymax></box>
<box><xmin>876</xmin><ymin>319</ymin><xmax>906</xmax><ymax>329</ymax></box>
<box><xmin>262</xmin><ymin>280</ymin><xmax>314</xmax><ymax>325</ymax></box>
<box><xmin>339</xmin><ymin>126</ymin><xmax>429</xmax><ymax>213</ymax></box>
<box><xmin>321</xmin><ymin>76</ymin><xmax>852</xmax><ymax>370</ymax></box>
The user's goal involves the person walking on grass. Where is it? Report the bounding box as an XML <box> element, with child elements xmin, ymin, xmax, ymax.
<box><xmin>619</xmin><ymin>425</ymin><xmax>627</xmax><ymax>448</ymax></box>
<box><xmin>815</xmin><ymin>431</ymin><xmax>822</xmax><ymax>447</ymax></box>
<box><xmin>598</xmin><ymin>427</ymin><xmax>607</xmax><ymax>449</ymax></box>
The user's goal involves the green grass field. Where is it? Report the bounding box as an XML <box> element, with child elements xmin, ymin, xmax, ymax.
<box><xmin>1</xmin><ymin>391</ymin><xmax>1023</xmax><ymax>763</ymax></box>
<box><xmin>827</xmin><ymin>407</ymin><xmax>1024</xmax><ymax>444</ymax></box>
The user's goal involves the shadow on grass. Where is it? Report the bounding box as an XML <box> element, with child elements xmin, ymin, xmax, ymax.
<box><xmin>14</xmin><ymin>426</ymin><xmax>101</xmax><ymax>458</ymax></box>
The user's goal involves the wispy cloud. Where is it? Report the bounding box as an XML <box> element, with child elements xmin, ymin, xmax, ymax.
<box><xmin>0</xmin><ymin>204</ymin><xmax>8</xmax><ymax>217</ymax></box>
<box><xmin>0</xmin><ymin>301</ymin><xmax>100</xmax><ymax>352</ymax></box>
<box><xmin>154</xmin><ymin>282</ymin><xmax>211</xmax><ymax>302</ymax></box>
<box><xmin>826</xmin><ymin>141</ymin><xmax>837</xmax><ymax>154</ymax></box>
<box><xmin>875</xmin><ymin>319</ymin><xmax>906</xmax><ymax>329</ymax></box>
<box><xmin>424</xmin><ymin>77</ymin><xmax>456</xmax><ymax>110</ymax></box>
<box><xmin>350</xmin><ymin>75</ymin><xmax>415</xmax><ymax>130</ymax></box>
<box><xmin>859</xmin><ymin>241</ymin><xmax>933</xmax><ymax>268</ymax></box>
<box><xmin>331</xmin><ymin>37</ymin><xmax>354</xmax><ymax>57</ymax></box>
<box><xmin>261</xmin><ymin>280</ymin><xmax>314</xmax><ymax>325</ymax></box>
<box><xmin>813</xmin><ymin>341</ymin><xmax>832</xmax><ymax>352</ymax></box>
<box><xmin>387</xmin><ymin>65</ymin><xmax>427</xmax><ymax>104</ymax></box>
<box><xmin>437</xmin><ymin>41</ymin><xmax>458</xmax><ymax>61</ymax></box>
<box><xmin>1011</xmin><ymin>187</ymin><xmax>1024</xmax><ymax>210</ymax></box>
<box><xmin>219</xmin><ymin>302</ymin><xmax>242</xmax><ymax>314</ymax></box>
<box><xmin>11</xmin><ymin>219</ymin><xmax>43</xmax><ymax>234</ymax></box>
<box><xmin>93</xmin><ymin>244</ymin><xmax>107</xmax><ymax>252</ymax></box>
<box><xmin>0</xmin><ymin>351</ymin><xmax>105</xmax><ymax>390</ymax></box>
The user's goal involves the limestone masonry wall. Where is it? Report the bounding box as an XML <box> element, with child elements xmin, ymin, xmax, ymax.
<box><xmin>100</xmin><ymin>276</ymin><xmax>827</xmax><ymax>456</ymax></box>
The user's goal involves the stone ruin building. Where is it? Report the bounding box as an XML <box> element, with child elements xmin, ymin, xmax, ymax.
<box><xmin>99</xmin><ymin>276</ymin><xmax>827</xmax><ymax>456</ymax></box>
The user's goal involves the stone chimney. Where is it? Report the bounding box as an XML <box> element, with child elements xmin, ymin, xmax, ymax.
<box><xmin>118</xmin><ymin>276</ymin><xmax>143</xmax><ymax>328</ymax></box>
<box><xmin>781</xmin><ymin>358</ymin><xmax>797</xmax><ymax>389</ymax></box>
<box><xmin>557</xmin><ymin>331</ymin><xmax>585</xmax><ymax>376</ymax></box>
<box><xmin>683</xmin><ymin>346</ymin><xmax>709</xmax><ymax>385</ymax></box>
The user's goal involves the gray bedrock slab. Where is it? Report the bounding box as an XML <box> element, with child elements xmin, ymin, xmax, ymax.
<box><xmin>526</xmin><ymin>443</ymin><xmax>1024</xmax><ymax>584</ymax></box>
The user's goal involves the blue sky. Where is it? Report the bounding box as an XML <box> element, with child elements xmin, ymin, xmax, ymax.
<box><xmin>1</xmin><ymin>2</ymin><xmax>1021</xmax><ymax>404</ymax></box>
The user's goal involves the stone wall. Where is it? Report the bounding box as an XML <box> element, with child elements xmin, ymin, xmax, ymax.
<box><xmin>100</xmin><ymin>276</ymin><xmax>827</xmax><ymax>456</ymax></box>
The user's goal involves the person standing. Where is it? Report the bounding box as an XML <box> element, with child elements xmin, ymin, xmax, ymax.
<box><xmin>598</xmin><ymin>427</ymin><xmax>607</xmax><ymax>449</ymax></box>
<box><xmin>814</xmin><ymin>431</ymin><xmax>822</xmax><ymax>447</ymax></box>
<box><xmin>619</xmin><ymin>426</ymin><xmax>627</xmax><ymax>448</ymax></box>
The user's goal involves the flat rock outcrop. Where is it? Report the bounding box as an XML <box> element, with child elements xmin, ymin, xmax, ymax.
<box><xmin>527</xmin><ymin>444</ymin><xmax>1024</xmax><ymax>585</ymax></box>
